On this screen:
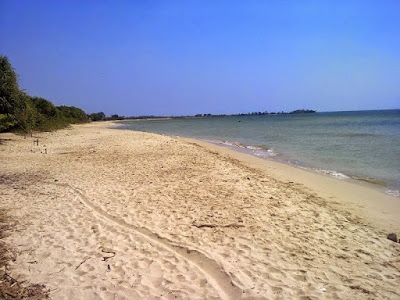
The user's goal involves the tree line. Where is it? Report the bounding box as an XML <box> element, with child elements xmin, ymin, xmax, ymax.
<box><xmin>0</xmin><ymin>55</ymin><xmax>89</xmax><ymax>133</ymax></box>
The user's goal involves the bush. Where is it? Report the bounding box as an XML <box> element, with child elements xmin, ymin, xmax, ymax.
<box><xmin>0</xmin><ymin>114</ymin><xmax>16</xmax><ymax>132</ymax></box>
<box><xmin>88</xmin><ymin>112</ymin><xmax>106</xmax><ymax>121</ymax></box>
<box><xmin>0</xmin><ymin>55</ymin><xmax>89</xmax><ymax>133</ymax></box>
<box><xmin>58</xmin><ymin>106</ymin><xmax>89</xmax><ymax>123</ymax></box>
<box><xmin>31</xmin><ymin>97</ymin><xmax>58</xmax><ymax>117</ymax></box>
<box><xmin>0</xmin><ymin>56</ymin><xmax>21</xmax><ymax>131</ymax></box>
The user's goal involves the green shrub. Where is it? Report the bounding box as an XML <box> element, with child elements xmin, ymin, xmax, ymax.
<box><xmin>58</xmin><ymin>105</ymin><xmax>88</xmax><ymax>123</ymax></box>
<box><xmin>0</xmin><ymin>55</ymin><xmax>89</xmax><ymax>133</ymax></box>
<box><xmin>88</xmin><ymin>112</ymin><xmax>106</xmax><ymax>121</ymax></box>
<box><xmin>0</xmin><ymin>56</ymin><xmax>21</xmax><ymax>131</ymax></box>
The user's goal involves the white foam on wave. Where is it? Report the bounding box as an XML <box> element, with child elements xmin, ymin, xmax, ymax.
<box><xmin>295</xmin><ymin>164</ymin><xmax>350</xmax><ymax>180</ymax></box>
<box><xmin>319</xmin><ymin>170</ymin><xmax>350</xmax><ymax>179</ymax></box>
<box><xmin>252</xmin><ymin>149</ymin><xmax>278</xmax><ymax>157</ymax></box>
<box><xmin>386</xmin><ymin>190</ymin><xmax>400</xmax><ymax>197</ymax></box>
<box><xmin>222</xmin><ymin>141</ymin><xmax>244</xmax><ymax>148</ymax></box>
<box><xmin>246</xmin><ymin>145</ymin><xmax>263</xmax><ymax>150</ymax></box>
<box><xmin>212</xmin><ymin>140</ymin><xmax>279</xmax><ymax>157</ymax></box>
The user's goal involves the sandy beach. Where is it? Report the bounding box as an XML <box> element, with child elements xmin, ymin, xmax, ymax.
<box><xmin>0</xmin><ymin>121</ymin><xmax>399</xmax><ymax>299</ymax></box>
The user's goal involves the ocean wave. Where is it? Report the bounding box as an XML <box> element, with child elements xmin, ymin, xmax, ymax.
<box><xmin>252</xmin><ymin>148</ymin><xmax>279</xmax><ymax>157</ymax></box>
<box><xmin>386</xmin><ymin>190</ymin><xmax>400</xmax><ymax>197</ymax></box>
<box><xmin>295</xmin><ymin>164</ymin><xmax>350</xmax><ymax>180</ymax></box>
<box><xmin>319</xmin><ymin>170</ymin><xmax>350</xmax><ymax>179</ymax></box>
<box><xmin>214</xmin><ymin>140</ymin><xmax>279</xmax><ymax>157</ymax></box>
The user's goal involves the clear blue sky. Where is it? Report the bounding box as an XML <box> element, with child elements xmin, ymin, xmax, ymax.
<box><xmin>1</xmin><ymin>1</ymin><xmax>399</xmax><ymax>116</ymax></box>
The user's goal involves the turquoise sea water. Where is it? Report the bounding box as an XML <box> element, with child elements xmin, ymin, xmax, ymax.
<box><xmin>118</xmin><ymin>110</ymin><xmax>400</xmax><ymax>197</ymax></box>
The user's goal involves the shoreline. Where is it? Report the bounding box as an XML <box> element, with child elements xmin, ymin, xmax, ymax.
<box><xmin>197</xmin><ymin>137</ymin><xmax>396</xmax><ymax>197</ymax></box>
<box><xmin>114</xmin><ymin>120</ymin><xmax>400</xmax><ymax>234</ymax></box>
<box><xmin>115</xmin><ymin>116</ymin><xmax>400</xmax><ymax>200</ymax></box>
<box><xmin>179</xmin><ymin>136</ymin><xmax>400</xmax><ymax>234</ymax></box>
<box><xmin>0</xmin><ymin>121</ymin><xmax>399</xmax><ymax>299</ymax></box>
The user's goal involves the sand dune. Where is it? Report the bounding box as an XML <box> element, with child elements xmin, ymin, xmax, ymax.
<box><xmin>0</xmin><ymin>122</ymin><xmax>399</xmax><ymax>299</ymax></box>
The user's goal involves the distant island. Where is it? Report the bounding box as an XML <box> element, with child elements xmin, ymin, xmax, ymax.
<box><xmin>289</xmin><ymin>109</ymin><xmax>316</xmax><ymax>114</ymax></box>
<box><xmin>194</xmin><ymin>109</ymin><xmax>316</xmax><ymax>118</ymax></box>
<box><xmin>89</xmin><ymin>109</ymin><xmax>316</xmax><ymax>121</ymax></box>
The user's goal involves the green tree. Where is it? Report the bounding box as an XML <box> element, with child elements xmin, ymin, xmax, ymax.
<box><xmin>0</xmin><ymin>55</ymin><xmax>21</xmax><ymax>130</ymax></box>
<box><xmin>18</xmin><ymin>93</ymin><xmax>38</xmax><ymax>135</ymax></box>
<box><xmin>89</xmin><ymin>112</ymin><xmax>106</xmax><ymax>121</ymax></box>
<box><xmin>31</xmin><ymin>97</ymin><xmax>58</xmax><ymax>117</ymax></box>
<box><xmin>58</xmin><ymin>105</ymin><xmax>88</xmax><ymax>123</ymax></box>
<box><xmin>1</xmin><ymin>54</ymin><xmax>89</xmax><ymax>132</ymax></box>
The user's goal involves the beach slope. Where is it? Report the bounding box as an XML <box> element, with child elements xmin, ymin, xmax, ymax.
<box><xmin>0</xmin><ymin>122</ymin><xmax>399</xmax><ymax>299</ymax></box>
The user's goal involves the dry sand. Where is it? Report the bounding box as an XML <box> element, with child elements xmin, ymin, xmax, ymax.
<box><xmin>0</xmin><ymin>121</ymin><xmax>399</xmax><ymax>299</ymax></box>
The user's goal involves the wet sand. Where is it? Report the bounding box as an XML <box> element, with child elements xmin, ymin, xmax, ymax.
<box><xmin>0</xmin><ymin>121</ymin><xmax>399</xmax><ymax>299</ymax></box>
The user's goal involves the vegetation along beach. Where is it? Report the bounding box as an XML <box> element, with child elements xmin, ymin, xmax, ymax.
<box><xmin>1</xmin><ymin>1</ymin><xmax>400</xmax><ymax>299</ymax></box>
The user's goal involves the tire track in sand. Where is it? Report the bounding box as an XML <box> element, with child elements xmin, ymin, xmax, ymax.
<box><xmin>52</xmin><ymin>182</ymin><xmax>242</xmax><ymax>300</ymax></box>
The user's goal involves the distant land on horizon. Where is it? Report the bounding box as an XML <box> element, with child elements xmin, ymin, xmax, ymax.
<box><xmin>89</xmin><ymin>109</ymin><xmax>317</xmax><ymax>121</ymax></box>
<box><xmin>91</xmin><ymin>108</ymin><xmax>400</xmax><ymax>122</ymax></box>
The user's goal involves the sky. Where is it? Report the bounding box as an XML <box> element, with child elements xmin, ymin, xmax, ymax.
<box><xmin>0</xmin><ymin>1</ymin><xmax>399</xmax><ymax>116</ymax></box>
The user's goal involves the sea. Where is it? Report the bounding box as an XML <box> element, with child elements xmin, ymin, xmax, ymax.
<box><xmin>118</xmin><ymin>110</ymin><xmax>400</xmax><ymax>197</ymax></box>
